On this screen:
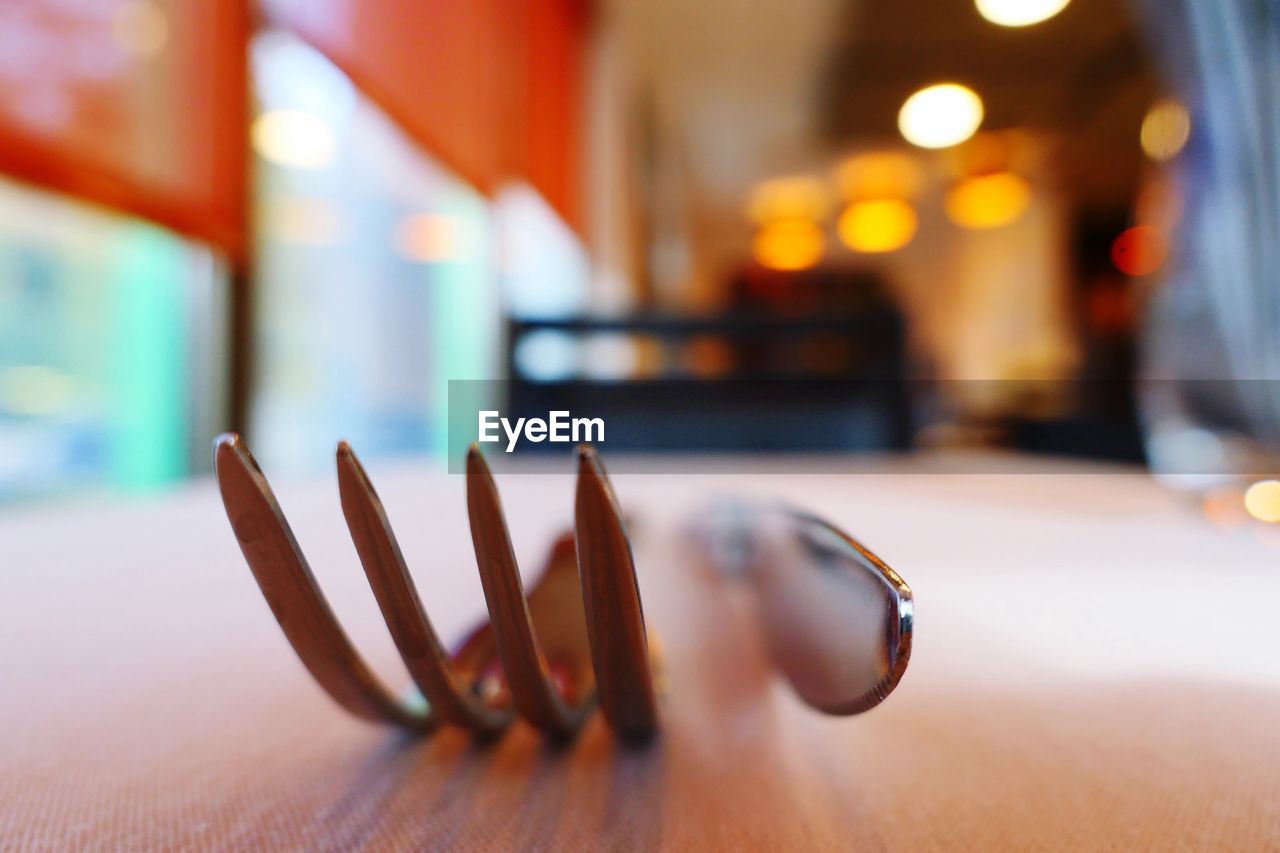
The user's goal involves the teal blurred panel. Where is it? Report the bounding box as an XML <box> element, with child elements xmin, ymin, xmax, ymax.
<box><xmin>426</xmin><ymin>190</ymin><xmax>495</xmax><ymax>456</ymax></box>
<box><xmin>0</xmin><ymin>179</ymin><xmax>219</xmax><ymax>503</ymax></box>
<box><xmin>106</xmin><ymin>223</ymin><xmax>189</xmax><ymax>490</ymax></box>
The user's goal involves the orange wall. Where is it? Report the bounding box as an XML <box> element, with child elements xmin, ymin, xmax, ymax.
<box><xmin>0</xmin><ymin>0</ymin><xmax>588</xmax><ymax>248</ymax></box>
<box><xmin>265</xmin><ymin>0</ymin><xmax>589</xmax><ymax>231</ymax></box>
<box><xmin>521</xmin><ymin>0</ymin><xmax>590</xmax><ymax>230</ymax></box>
<box><xmin>0</xmin><ymin>1</ymin><xmax>249</xmax><ymax>259</ymax></box>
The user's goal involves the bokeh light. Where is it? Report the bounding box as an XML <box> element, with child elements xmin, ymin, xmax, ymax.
<box><xmin>945</xmin><ymin>172</ymin><xmax>1032</xmax><ymax>229</ymax></box>
<box><xmin>746</xmin><ymin>177</ymin><xmax>830</xmax><ymax>225</ymax></box>
<box><xmin>1201</xmin><ymin>486</ymin><xmax>1249</xmax><ymax>529</ymax></box>
<box><xmin>945</xmin><ymin>131</ymin><xmax>1022</xmax><ymax>178</ymax></box>
<box><xmin>111</xmin><ymin>0</ymin><xmax>169</xmax><ymax>56</ymax></box>
<box><xmin>753</xmin><ymin>220</ymin><xmax>825</xmax><ymax>270</ymax></box>
<box><xmin>1140</xmin><ymin>98</ymin><xmax>1191</xmax><ymax>162</ymax></box>
<box><xmin>898</xmin><ymin>84</ymin><xmax>984</xmax><ymax>149</ymax></box>
<box><xmin>837</xmin><ymin>200</ymin><xmax>918</xmax><ymax>253</ymax></box>
<box><xmin>1110</xmin><ymin>225</ymin><xmax>1167</xmax><ymax>276</ymax></box>
<box><xmin>396</xmin><ymin>213</ymin><xmax>467</xmax><ymax>262</ymax></box>
<box><xmin>252</xmin><ymin>110</ymin><xmax>337</xmax><ymax>170</ymax></box>
<box><xmin>514</xmin><ymin>330</ymin><xmax>579</xmax><ymax>382</ymax></box>
<box><xmin>975</xmin><ymin>0</ymin><xmax>1071</xmax><ymax>27</ymax></box>
<box><xmin>684</xmin><ymin>337</ymin><xmax>735</xmax><ymax>378</ymax></box>
<box><xmin>834</xmin><ymin>152</ymin><xmax>923</xmax><ymax>201</ymax></box>
<box><xmin>581</xmin><ymin>334</ymin><xmax>651</xmax><ymax>381</ymax></box>
<box><xmin>1244</xmin><ymin>481</ymin><xmax>1280</xmax><ymax>523</ymax></box>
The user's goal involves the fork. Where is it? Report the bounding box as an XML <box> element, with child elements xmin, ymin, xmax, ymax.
<box><xmin>213</xmin><ymin>434</ymin><xmax>659</xmax><ymax>742</ymax></box>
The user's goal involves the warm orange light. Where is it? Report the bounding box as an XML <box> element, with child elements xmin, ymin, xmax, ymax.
<box><xmin>1141</xmin><ymin>98</ymin><xmax>1191</xmax><ymax>162</ymax></box>
<box><xmin>945</xmin><ymin>172</ymin><xmax>1031</xmax><ymax>229</ymax></box>
<box><xmin>396</xmin><ymin>214</ymin><xmax>464</xmax><ymax>262</ymax></box>
<box><xmin>1111</xmin><ymin>226</ymin><xmax>1167</xmax><ymax>276</ymax></box>
<box><xmin>837</xmin><ymin>200</ymin><xmax>917</xmax><ymax>253</ymax></box>
<box><xmin>834</xmin><ymin>152</ymin><xmax>923</xmax><ymax>201</ymax></box>
<box><xmin>1202</xmin><ymin>486</ymin><xmax>1248</xmax><ymax>529</ymax></box>
<box><xmin>753</xmin><ymin>220</ymin><xmax>825</xmax><ymax>270</ymax></box>
<box><xmin>684</xmin><ymin>337</ymin><xmax>735</xmax><ymax>378</ymax></box>
<box><xmin>1245</xmin><ymin>481</ymin><xmax>1280</xmax><ymax>523</ymax></box>
<box><xmin>946</xmin><ymin>131</ymin><xmax>1022</xmax><ymax>178</ymax></box>
<box><xmin>746</xmin><ymin>177</ymin><xmax>830</xmax><ymax>225</ymax></box>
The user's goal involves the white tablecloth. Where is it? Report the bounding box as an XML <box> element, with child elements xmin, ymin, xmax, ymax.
<box><xmin>2</xmin><ymin>453</ymin><xmax>1278</xmax><ymax>849</ymax></box>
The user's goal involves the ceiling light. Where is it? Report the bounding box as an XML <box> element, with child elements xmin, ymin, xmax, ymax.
<box><xmin>945</xmin><ymin>131</ymin><xmax>1020</xmax><ymax>178</ymax></box>
<box><xmin>580</xmin><ymin>334</ymin><xmax>643</xmax><ymax>381</ymax></box>
<box><xmin>837</xmin><ymin>200</ymin><xmax>917</xmax><ymax>253</ymax></box>
<box><xmin>898</xmin><ymin>84</ymin><xmax>984</xmax><ymax>150</ymax></box>
<box><xmin>1110</xmin><ymin>226</ymin><xmax>1167</xmax><ymax>276</ymax></box>
<box><xmin>514</xmin><ymin>331</ymin><xmax>579</xmax><ymax>383</ymax></box>
<box><xmin>975</xmin><ymin>0</ymin><xmax>1071</xmax><ymax>27</ymax></box>
<box><xmin>752</xmin><ymin>220</ymin><xmax>825</xmax><ymax>271</ymax></box>
<box><xmin>746</xmin><ymin>177</ymin><xmax>830</xmax><ymax>225</ymax></box>
<box><xmin>396</xmin><ymin>214</ymin><xmax>466</xmax><ymax>263</ymax></box>
<box><xmin>252</xmin><ymin>110</ymin><xmax>337</xmax><ymax>170</ymax></box>
<box><xmin>1140</xmin><ymin>98</ymin><xmax>1191</xmax><ymax>162</ymax></box>
<box><xmin>834</xmin><ymin>152</ymin><xmax>923</xmax><ymax>201</ymax></box>
<box><xmin>1245</xmin><ymin>481</ymin><xmax>1280</xmax><ymax>523</ymax></box>
<box><xmin>945</xmin><ymin>172</ymin><xmax>1031</xmax><ymax>229</ymax></box>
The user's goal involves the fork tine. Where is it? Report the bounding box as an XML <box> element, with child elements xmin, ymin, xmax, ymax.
<box><xmin>336</xmin><ymin>443</ymin><xmax>514</xmax><ymax>736</ymax></box>
<box><xmin>574</xmin><ymin>445</ymin><xmax>659</xmax><ymax>741</ymax></box>
<box><xmin>213</xmin><ymin>434</ymin><xmax>432</xmax><ymax>731</ymax></box>
<box><xmin>465</xmin><ymin>445</ymin><xmax>592</xmax><ymax>737</ymax></box>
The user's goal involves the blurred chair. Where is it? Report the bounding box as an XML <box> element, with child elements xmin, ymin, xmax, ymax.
<box><xmin>505</xmin><ymin>308</ymin><xmax>911</xmax><ymax>454</ymax></box>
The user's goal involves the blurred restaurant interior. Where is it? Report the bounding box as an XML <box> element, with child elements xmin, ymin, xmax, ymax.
<box><xmin>0</xmin><ymin>0</ymin><xmax>1278</xmax><ymax>508</ymax></box>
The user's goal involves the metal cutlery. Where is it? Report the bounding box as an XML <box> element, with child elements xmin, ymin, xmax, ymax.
<box><xmin>686</xmin><ymin>501</ymin><xmax>913</xmax><ymax>715</ymax></box>
<box><xmin>213</xmin><ymin>435</ymin><xmax>658</xmax><ymax>741</ymax></box>
<box><xmin>215</xmin><ymin>435</ymin><xmax>912</xmax><ymax>744</ymax></box>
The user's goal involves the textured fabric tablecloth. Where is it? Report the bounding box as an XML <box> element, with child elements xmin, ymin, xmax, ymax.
<box><xmin>2</xmin><ymin>454</ymin><xmax>1279</xmax><ymax>850</ymax></box>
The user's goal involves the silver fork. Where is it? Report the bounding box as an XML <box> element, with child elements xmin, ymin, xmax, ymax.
<box><xmin>213</xmin><ymin>435</ymin><xmax>659</xmax><ymax>742</ymax></box>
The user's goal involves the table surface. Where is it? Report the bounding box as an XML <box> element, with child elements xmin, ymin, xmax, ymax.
<box><xmin>3</xmin><ymin>453</ymin><xmax>1279</xmax><ymax>850</ymax></box>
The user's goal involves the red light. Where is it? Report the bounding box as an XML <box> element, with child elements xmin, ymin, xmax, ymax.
<box><xmin>1110</xmin><ymin>226</ymin><xmax>1167</xmax><ymax>276</ymax></box>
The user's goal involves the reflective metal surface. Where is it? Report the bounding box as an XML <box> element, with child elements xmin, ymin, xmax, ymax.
<box><xmin>214</xmin><ymin>434</ymin><xmax>657</xmax><ymax>740</ymax></box>
<box><xmin>691</xmin><ymin>502</ymin><xmax>912</xmax><ymax>715</ymax></box>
